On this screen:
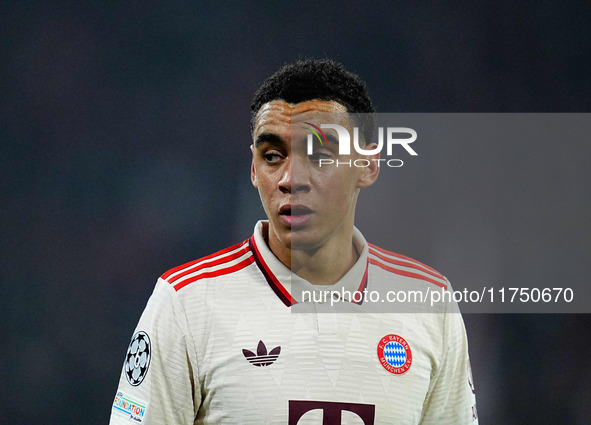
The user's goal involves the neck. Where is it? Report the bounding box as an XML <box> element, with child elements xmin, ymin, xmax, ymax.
<box><xmin>266</xmin><ymin>223</ymin><xmax>359</xmax><ymax>285</ymax></box>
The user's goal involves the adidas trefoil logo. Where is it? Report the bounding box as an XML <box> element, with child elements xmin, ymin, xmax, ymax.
<box><xmin>242</xmin><ymin>340</ymin><xmax>281</xmax><ymax>367</ymax></box>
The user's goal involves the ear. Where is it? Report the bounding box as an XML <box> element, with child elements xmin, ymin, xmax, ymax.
<box><xmin>357</xmin><ymin>144</ymin><xmax>380</xmax><ymax>188</ymax></box>
<box><xmin>250</xmin><ymin>144</ymin><xmax>258</xmax><ymax>188</ymax></box>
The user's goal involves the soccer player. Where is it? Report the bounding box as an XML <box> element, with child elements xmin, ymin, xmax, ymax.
<box><xmin>110</xmin><ymin>59</ymin><xmax>478</xmax><ymax>424</ymax></box>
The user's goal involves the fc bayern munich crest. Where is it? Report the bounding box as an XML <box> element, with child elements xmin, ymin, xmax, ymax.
<box><xmin>377</xmin><ymin>334</ymin><xmax>412</xmax><ymax>375</ymax></box>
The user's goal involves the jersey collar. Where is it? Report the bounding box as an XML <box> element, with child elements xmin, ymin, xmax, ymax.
<box><xmin>249</xmin><ymin>220</ymin><xmax>369</xmax><ymax>307</ymax></box>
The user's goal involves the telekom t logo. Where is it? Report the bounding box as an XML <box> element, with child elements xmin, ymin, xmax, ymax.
<box><xmin>289</xmin><ymin>400</ymin><xmax>375</xmax><ymax>425</ymax></box>
<box><xmin>305</xmin><ymin>123</ymin><xmax>418</xmax><ymax>156</ymax></box>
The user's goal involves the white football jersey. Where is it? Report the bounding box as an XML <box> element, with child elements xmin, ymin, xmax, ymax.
<box><xmin>110</xmin><ymin>221</ymin><xmax>478</xmax><ymax>424</ymax></box>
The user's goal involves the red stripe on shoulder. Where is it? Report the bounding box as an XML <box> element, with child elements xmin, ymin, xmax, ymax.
<box><xmin>369</xmin><ymin>258</ymin><xmax>448</xmax><ymax>289</ymax></box>
<box><xmin>173</xmin><ymin>255</ymin><xmax>255</xmax><ymax>292</ymax></box>
<box><xmin>368</xmin><ymin>243</ymin><xmax>442</xmax><ymax>276</ymax></box>
<box><xmin>167</xmin><ymin>246</ymin><xmax>249</xmax><ymax>285</ymax></box>
<box><xmin>161</xmin><ymin>240</ymin><xmax>249</xmax><ymax>283</ymax></box>
<box><xmin>368</xmin><ymin>247</ymin><xmax>444</xmax><ymax>281</ymax></box>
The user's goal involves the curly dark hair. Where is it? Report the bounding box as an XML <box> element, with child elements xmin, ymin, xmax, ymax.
<box><xmin>250</xmin><ymin>59</ymin><xmax>375</xmax><ymax>141</ymax></box>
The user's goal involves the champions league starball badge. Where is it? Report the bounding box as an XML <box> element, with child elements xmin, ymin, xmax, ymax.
<box><xmin>377</xmin><ymin>334</ymin><xmax>412</xmax><ymax>375</ymax></box>
<box><xmin>125</xmin><ymin>331</ymin><xmax>151</xmax><ymax>386</ymax></box>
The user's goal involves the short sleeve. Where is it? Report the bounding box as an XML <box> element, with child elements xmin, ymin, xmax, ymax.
<box><xmin>109</xmin><ymin>278</ymin><xmax>200</xmax><ymax>425</ymax></box>
<box><xmin>419</xmin><ymin>282</ymin><xmax>479</xmax><ymax>424</ymax></box>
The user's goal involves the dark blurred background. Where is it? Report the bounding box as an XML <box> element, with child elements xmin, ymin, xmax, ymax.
<box><xmin>1</xmin><ymin>1</ymin><xmax>590</xmax><ymax>424</ymax></box>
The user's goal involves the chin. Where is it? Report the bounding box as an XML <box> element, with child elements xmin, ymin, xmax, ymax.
<box><xmin>271</xmin><ymin>221</ymin><xmax>323</xmax><ymax>250</ymax></box>
<box><xmin>286</xmin><ymin>232</ymin><xmax>325</xmax><ymax>252</ymax></box>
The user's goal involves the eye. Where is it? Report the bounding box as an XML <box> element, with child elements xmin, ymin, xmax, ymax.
<box><xmin>308</xmin><ymin>150</ymin><xmax>333</xmax><ymax>162</ymax></box>
<box><xmin>263</xmin><ymin>151</ymin><xmax>283</xmax><ymax>163</ymax></box>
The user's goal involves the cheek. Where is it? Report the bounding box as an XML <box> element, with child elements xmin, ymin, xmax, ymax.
<box><xmin>320</xmin><ymin>171</ymin><xmax>360</xmax><ymax>198</ymax></box>
<box><xmin>256</xmin><ymin>178</ymin><xmax>277</xmax><ymax>204</ymax></box>
<box><xmin>257</xmin><ymin>173</ymin><xmax>272</xmax><ymax>190</ymax></box>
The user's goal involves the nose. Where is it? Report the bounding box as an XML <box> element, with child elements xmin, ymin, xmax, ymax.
<box><xmin>278</xmin><ymin>157</ymin><xmax>310</xmax><ymax>194</ymax></box>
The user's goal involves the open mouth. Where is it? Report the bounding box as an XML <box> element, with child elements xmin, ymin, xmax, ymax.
<box><xmin>279</xmin><ymin>204</ymin><xmax>313</xmax><ymax>227</ymax></box>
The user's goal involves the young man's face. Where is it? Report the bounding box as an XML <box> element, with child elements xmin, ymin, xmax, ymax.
<box><xmin>251</xmin><ymin>99</ymin><xmax>378</xmax><ymax>255</ymax></box>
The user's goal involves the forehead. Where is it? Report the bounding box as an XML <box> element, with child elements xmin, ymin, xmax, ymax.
<box><xmin>252</xmin><ymin>99</ymin><xmax>350</xmax><ymax>138</ymax></box>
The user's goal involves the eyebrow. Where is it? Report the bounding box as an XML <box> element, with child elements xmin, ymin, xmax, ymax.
<box><xmin>254</xmin><ymin>132</ymin><xmax>286</xmax><ymax>148</ymax></box>
<box><xmin>254</xmin><ymin>129</ymin><xmax>341</xmax><ymax>149</ymax></box>
<box><xmin>323</xmin><ymin>133</ymin><xmax>339</xmax><ymax>146</ymax></box>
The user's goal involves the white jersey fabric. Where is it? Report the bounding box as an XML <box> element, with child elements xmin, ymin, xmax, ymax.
<box><xmin>110</xmin><ymin>221</ymin><xmax>478</xmax><ymax>424</ymax></box>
